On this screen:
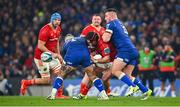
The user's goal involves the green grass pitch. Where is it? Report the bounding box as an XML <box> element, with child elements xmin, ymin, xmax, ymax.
<box><xmin>0</xmin><ymin>96</ymin><xmax>180</xmax><ymax>106</ymax></box>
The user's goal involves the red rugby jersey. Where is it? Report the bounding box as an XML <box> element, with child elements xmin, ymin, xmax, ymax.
<box><xmin>34</xmin><ymin>24</ymin><xmax>62</xmax><ymax>59</ymax></box>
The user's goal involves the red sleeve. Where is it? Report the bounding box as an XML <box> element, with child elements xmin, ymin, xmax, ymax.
<box><xmin>57</xmin><ymin>26</ymin><xmax>62</xmax><ymax>39</ymax></box>
<box><xmin>98</xmin><ymin>39</ymin><xmax>111</xmax><ymax>57</ymax></box>
<box><xmin>38</xmin><ymin>28</ymin><xmax>49</xmax><ymax>42</ymax></box>
<box><xmin>81</xmin><ymin>26</ymin><xmax>90</xmax><ymax>37</ymax></box>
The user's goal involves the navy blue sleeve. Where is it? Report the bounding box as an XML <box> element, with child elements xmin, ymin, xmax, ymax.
<box><xmin>61</xmin><ymin>41</ymin><xmax>70</xmax><ymax>58</ymax></box>
<box><xmin>105</xmin><ymin>22</ymin><xmax>114</xmax><ymax>34</ymax></box>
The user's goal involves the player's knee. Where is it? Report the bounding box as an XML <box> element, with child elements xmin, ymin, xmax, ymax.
<box><xmin>89</xmin><ymin>75</ymin><xmax>97</xmax><ymax>81</ymax></box>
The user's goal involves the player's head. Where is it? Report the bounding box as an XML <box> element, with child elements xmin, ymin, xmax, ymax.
<box><xmin>91</xmin><ymin>14</ymin><xmax>102</xmax><ymax>27</ymax></box>
<box><xmin>64</xmin><ymin>34</ymin><xmax>74</xmax><ymax>42</ymax></box>
<box><xmin>104</xmin><ymin>8</ymin><xmax>118</xmax><ymax>23</ymax></box>
<box><xmin>86</xmin><ymin>32</ymin><xmax>99</xmax><ymax>51</ymax></box>
<box><xmin>143</xmin><ymin>45</ymin><xmax>150</xmax><ymax>54</ymax></box>
<box><xmin>164</xmin><ymin>44</ymin><xmax>172</xmax><ymax>52</ymax></box>
<box><xmin>50</xmin><ymin>12</ymin><xmax>61</xmax><ymax>28</ymax></box>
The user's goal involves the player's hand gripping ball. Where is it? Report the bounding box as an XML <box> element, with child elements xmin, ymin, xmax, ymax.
<box><xmin>41</xmin><ymin>52</ymin><xmax>53</xmax><ymax>62</ymax></box>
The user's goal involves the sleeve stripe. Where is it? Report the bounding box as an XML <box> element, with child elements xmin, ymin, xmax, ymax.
<box><xmin>80</xmin><ymin>34</ymin><xmax>86</xmax><ymax>37</ymax></box>
<box><xmin>105</xmin><ymin>29</ymin><xmax>113</xmax><ymax>34</ymax></box>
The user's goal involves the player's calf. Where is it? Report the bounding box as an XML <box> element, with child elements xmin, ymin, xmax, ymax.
<box><xmin>47</xmin><ymin>76</ymin><xmax>63</xmax><ymax>100</ymax></box>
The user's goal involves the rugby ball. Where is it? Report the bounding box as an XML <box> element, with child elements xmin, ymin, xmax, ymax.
<box><xmin>41</xmin><ymin>52</ymin><xmax>53</xmax><ymax>62</ymax></box>
<box><xmin>93</xmin><ymin>54</ymin><xmax>102</xmax><ymax>60</ymax></box>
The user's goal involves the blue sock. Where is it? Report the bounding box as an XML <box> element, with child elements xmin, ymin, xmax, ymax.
<box><xmin>133</xmin><ymin>78</ymin><xmax>148</xmax><ymax>93</ymax></box>
<box><xmin>93</xmin><ymin>78</ymin><xmax>104</xmax><ymax>92</ymax></box>
<box><xmin>119</xmin><ymin>74</ymin><xmax>136</xmax><ymax>87</ymax></box>
<box><xmin>53</xmin><ymin>77</ymin><xmax>63</xmax><ymax>90</ymax></box>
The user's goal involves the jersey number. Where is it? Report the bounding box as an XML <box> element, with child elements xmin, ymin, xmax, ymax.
<box><xmin>122</xmin><ymin>25</ymin><xmax>128</xmax><ymax>34</ymax></box>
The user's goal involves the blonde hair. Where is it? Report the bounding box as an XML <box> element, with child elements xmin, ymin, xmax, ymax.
<box><xmin>65</xmin><ymin>34</ymin><xmax>74</xmax><ymax>42</ymax></box>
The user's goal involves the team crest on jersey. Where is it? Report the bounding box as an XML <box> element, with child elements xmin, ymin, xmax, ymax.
<box><xmin>124</xmin><ymin>58</ymin><xmax>129</xmax><ymax>62</ymax></box>
<box><xmin>104</xmin><ymin>48</ymin><xmax>110</xmax><ymax>54</ymax></box>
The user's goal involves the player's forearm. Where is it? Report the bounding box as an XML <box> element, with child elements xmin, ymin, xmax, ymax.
<box><xmin>102</xmin><ymin>32</ymin><xmax>111</xmax><ymax>42</ymax></box>
<box><xmin>38</xmin><ymin>44</ymin><xmax>52</xmax><ymax>53</ymax></box>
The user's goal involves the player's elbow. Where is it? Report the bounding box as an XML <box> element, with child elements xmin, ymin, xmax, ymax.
<box><xmin>37</xmin><ymin>43</ymin><xmax>45</xmax><ymax>51</ymax></box>
<box><xmin>38</xmin><ymin>45</ymin><xmax>42</xmax><ymax>51</ymax></box>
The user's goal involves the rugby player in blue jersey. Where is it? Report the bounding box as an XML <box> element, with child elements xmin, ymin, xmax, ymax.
<box><xmin>47</xmin><ymin>32</ymin><xmax>109</xmax><ymax>100</ymax></box>
<box><xmin>102</xmin><ymin>8</ymin><xmax>152</xmax><ymax>100</ymax></box>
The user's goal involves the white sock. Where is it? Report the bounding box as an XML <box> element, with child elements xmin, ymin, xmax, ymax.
<box><xmin>160</xmin><ymin>91</ymin><xmax>164</xmax><ymax>97</ymax></box>
<box><xmin>171</xmin><ymin>91</ymin><xmax>176</xmax><ymax>97</ymax></box>
<box><xmin>51</xmin><ymin>88</ymin><xmax>57</xmax><ymax>96</ymax></box>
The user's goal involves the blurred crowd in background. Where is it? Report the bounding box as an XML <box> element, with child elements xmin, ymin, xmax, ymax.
<box><xmin>0</xmin><ymin>0</ymin><xmax>180</xmax><ymax>81</ymax></box>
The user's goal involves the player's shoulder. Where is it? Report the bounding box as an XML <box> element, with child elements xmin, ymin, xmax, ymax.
<box><xmin>100</xmin><ymin>26</ymin><xmax>105</xmax><ymax>31</ymax></box>
<box><xmin>57</xmin><ymin>26</ymin><xmax>62</xmax><ymax>31</ymax></box>
<box><xmin>83</xmin><ymin>24</ymin><xmax>93</xmax><ymax>30</ymax></box>
<box><xmin>40</xmin><ymin>24</ymin><xmax>50</xmax><ymax>32</ymax></box>
<box><xmin>106</xmin><ymin>21</ymin><xmax>115</xmax><ymax>29</ymax></box>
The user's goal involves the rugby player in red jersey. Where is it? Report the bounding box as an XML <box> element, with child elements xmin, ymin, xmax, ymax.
<box><xmin>20</xmin><ymin>12</ymin><xmax>68</xmax><ymax>99</ymax></box>
<box><xmin>73</xmin><ymin>14</ymin><xmax>117</xmax><ymax>99</ymax></box>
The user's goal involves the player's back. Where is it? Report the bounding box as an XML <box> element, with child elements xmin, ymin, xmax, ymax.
<box><xmin>107</xmin><ymin>19</ymin><xmax>136</xmax><ymax>52</ymax></box>
<box><xmin>63</xmin><ymin>37</ymin><xmax>89</xmax><ymax>55</ymax></box>
<box><xmin>63</xmin><ymin>37</ymin><xmax>92</xmax><ymax>68</ymax></box>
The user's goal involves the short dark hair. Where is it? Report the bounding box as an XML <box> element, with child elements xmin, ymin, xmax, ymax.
<box><xmin>91</xmin><ymin>14</ymin><xmax>102</xmax><ymax>20</ymax></box>
<box><xmin>86</xmin><ymin>32</ymin><xmax>99</xmax><ymax>41</ymax></box>
<box><xmin>92</xmin><ymin>13</ymin><xmax>101</xmax><ymax>17</ymax></box>
<box><xmin>104</xmin><ymin>8</ymin><xmax>118</xmax><ymax>13</ymax></box>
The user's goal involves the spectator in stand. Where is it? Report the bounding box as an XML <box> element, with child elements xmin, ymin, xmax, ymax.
<box><xmin>138</xmin><ymin>46</ymin><xmax>156</xmax><ymax>95</ymax></box>
<box><xmin>159</xmin><ymin>44</ymin><xmax>176</xmax><ymax>97</ymax></box>
<box><xmin>0</xmin><ymin>70</ymin><xmax>13</xmax><ymax>95</ymax></box>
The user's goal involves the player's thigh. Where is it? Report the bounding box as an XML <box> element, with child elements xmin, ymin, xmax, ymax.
<box><xmin>34</xmin><ymin>58</ymin><xmax>50</xmax><ymax>78</ymax></box>
<box><xmin>112</xmin><ymin>51</ymin><xmax>131</xmax><ymax>72</ymax></box>
<box><xmin>81</xmin><ymin>73</ymin><xmax>90</xmax><ymax>84</ymax></box>
<box><xmin>160</xmin><ymin>72</ymin><xmax>167</xmax><ymax>82</ymax></box>
<box><xmin>167</xmin><ymin>72</ymin><xmax>176</xmax><ymax>83</ymax></box>
<box><xmin>123</xmin><ymin>65</ymin><xmax>135</xmax><ymax>78</ymax></box>
<box><xmin>49</xmin><ymin>58</ymin><xmax>62</xmax><ymax>75</ymax></box>
<box><xmin>84</xmin><ymin>65</ymin><xmax>97</xmax><ymax>81</ymax></box>
<box><xmin>112</xmin><ymin>58</ymin><xmax>126</xmax><ymax>73</ymax></box>
<box><xmin>102</xmin><ymin>69</ymin><xmax>112</xmax><ymax>81</ymax></box>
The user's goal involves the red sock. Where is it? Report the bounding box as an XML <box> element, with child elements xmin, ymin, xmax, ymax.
<box><xmin>80</xmin><ymin>83</ymin><xmax>90</xmax><ymax>96</ymax></box>
<box><xmin>26</xmin><ymin>79</ymin><xmax>35</xmax><ymax>85</ymax></box>
<box><xmin>106</xmin><ymin>88</ymin><xmax>111</xmax><ymax>95</ymax></box>
<box><xmin>57</xmin><ymin>87</ymin><xmax>63</xmax><ymax>96</ymax></box>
